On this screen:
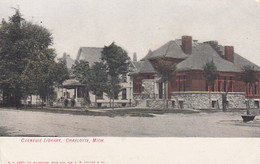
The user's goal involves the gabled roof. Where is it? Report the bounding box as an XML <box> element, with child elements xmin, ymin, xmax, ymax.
<box><xmin>76</xmin><ymin>47</ymin><xmax>103</xmax><ymax>66</ymax></box>
<box><xmin>177</xmin><ymin>43</ymin><xmax>240</xmax><ymax>72</ymax></box>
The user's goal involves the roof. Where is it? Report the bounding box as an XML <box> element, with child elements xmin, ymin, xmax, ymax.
<box><xmin>64</xmin><ymin>55</ymin><xmax>74</xmax><ymax>70</ymax></box>
<box><xmin>76</xmin><ymin>47</ymin><xmax>103</xmax><ymax>66</ymax></box>
<box><xmin>177</xmin><ymin>43</ymin><xmax>240</xmax><ymax>72</ymax></box>
<box><xmin>137</xmin><ymin>38</ymin><xmax>260</xmax><ymax>74</ymax></box>
<box><xmin>142</xmin><ymin>40</ymin><xmax>188</xmax><ymax>60</ymax></box>
<box><xmin>62</xmin><ymin>79</ymin><xmax>85</xmax><ymax>88</ymax></box>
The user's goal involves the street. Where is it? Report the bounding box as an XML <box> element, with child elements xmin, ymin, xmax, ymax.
<box><xmin>0</xmin><ymin>108</ymin><xmax>260</xmax><ymax>137</ymax></box>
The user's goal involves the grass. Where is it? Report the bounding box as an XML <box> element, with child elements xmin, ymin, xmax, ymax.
<box><xmin>6</xmin><ymin>107</ymin><xmax>200</xmax><ymax>118</ymax></box>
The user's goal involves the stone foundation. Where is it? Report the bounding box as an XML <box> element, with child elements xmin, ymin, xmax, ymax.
<box><xmin>171</xmin><ymin>92</ymin><xmax>259</xmax><ymax>110</ymax></box>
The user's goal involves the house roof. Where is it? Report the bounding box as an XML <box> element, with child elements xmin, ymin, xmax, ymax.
<box><xmin>76</xmin><ymin>47</ymin><xmax>103</xmax><ymax>66</ymax></box>
<box><xmin>176</xmin><ymin>43</ymin><xmax>240</xmax><ymax>72</ymax></box>
<box><xmin>136</xmin><ymin>38</ymin><xmax>260</xmax><ymax>74</ymax></box>
<box><xmin>137</xmin><ymin>59</ymin><xmax>156</xmax><ymax>73</ymax></box>
<box><xmin>142</xmin><ymin>40</ymin><xmax>188</xmax><ymax>60</ymax></box>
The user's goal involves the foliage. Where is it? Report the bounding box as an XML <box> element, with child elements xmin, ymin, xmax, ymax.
<box><xmin>104</xmin><ymin>76</ymin><xmax>121</xmax><ymax>100</ymax></box>
<box><xmin>156</xmin><ymin>60</ymin><xmax>177</xmax><ymax>109</ymax></box>
<box><xmin>54</xmin><ymin>60</ymin><xmax>70</xmax><ymax>86</ymax></box>
<box><xmin>71</xmin><ymin>98</ymin><xmax>76</xmax><ymax>107</ymax></box>
<box><xmin>72</xmin><ymin>60</ymin><xmax>90</xmax><ymax>84</ymax></box>
<box><xmin>101</xmin><ymin>42</ymin><xmax>130</xmax><ymax>77</ymax></box>
<box><xmin>101</xmin><ymin>42</ymin><xmax>130</xmax><ymax>107</ymax></box>
<box><xmin>72</xmin><ymin>61</ymin><xmax>108</xmax><ymax>106</ymax></box>
<box><xmin>240</xmin><ymin>65</ymin><xmax>258</xmax><ymax>112</ymax></box>
<box><xmin>87</xmin><ymin>62</ymin><xmax>108</xmax><ymax>97</ymax></box>
<box><xmin>203</xmin><ymin>60</ymin><xmax>218</xmax><ymax>87</ymax></box>
<box><xmin>64</xmin><ymin>99</ymin><xmax>69</xmax><ymax>107</ymax></box>
<box><xmin>0</xmin><ymin>10</ymin><xmax>63</xmax><ymax>107</ymax></box>
<box><xmin>240</xmin><ymin>65</ymin><xmax>258</xmax><ymax>87</ymax></box>
<box><xmin>157</xmin><ymin>60</ymin><xmax>177</xmax><ymax>82</ymax></box>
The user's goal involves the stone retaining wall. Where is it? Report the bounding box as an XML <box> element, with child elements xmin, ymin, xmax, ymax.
<box><xmin>171</xmin><ymin>92</ymin><xmax>259</xmax><ymax>109</ymax></box>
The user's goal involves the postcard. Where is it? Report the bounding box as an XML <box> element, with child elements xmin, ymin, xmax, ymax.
<box><xmin>1</xmin><ymin>0</ymin><xmax>260</xmax><ymax>163</ymax></box>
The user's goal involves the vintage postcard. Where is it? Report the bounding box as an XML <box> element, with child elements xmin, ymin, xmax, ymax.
<box><xmin>0</xmin><ymin>0</ymin><xmax>260</xmax><ymax>163</ymax></box>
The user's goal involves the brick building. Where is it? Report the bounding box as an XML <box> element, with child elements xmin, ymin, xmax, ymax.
<box><xmin>132</xmin><ymin>36</ymin><xmax>260</xmax><ymax>109</ymax></box>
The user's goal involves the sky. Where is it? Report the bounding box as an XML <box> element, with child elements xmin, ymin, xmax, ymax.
<box><xmin>1</xmin><ymin>0</ymin><xmax>260</xmax><ymax>64</ymax></box>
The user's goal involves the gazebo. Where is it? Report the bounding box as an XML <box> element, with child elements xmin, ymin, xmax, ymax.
<box><xmin>62</xmin><ymin>79</ymin><xmax>86</xmax><ymax>106</ymax></box>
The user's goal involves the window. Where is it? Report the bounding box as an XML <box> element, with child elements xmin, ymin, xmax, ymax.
<box><xmin>122</xmin><ymin>103</ymin><xmax>126</xmax><ymax>107</ymax></box>
<box><xmin>224</xmin><ymin>77</ymin><xmax>227</xmax><ymax>92</ymax></box>
<box><xmin>97</xmin><ymin>103</ymin><xmax>102</xmax><ymax>108</ymax></box>
<box><xmin>122</xmin><ymin>74</ymin><xmax>127</xmax><ymax>83</ymax></box>
<box><xmin>179</xmin><ymin>101</ymin><xmax>184</xmax><ymax>109</ymax></box>
<box><xmin>212</xmin><ymin>101</ymin><xmax>217</xmax><ymax>108</ymax></box>
<box><xmin>218</xmin><ymin>80</ymin><xmax>221</xmax><ymax>92</ymax></box>
<box><xmin>122</xmin><ymin>89</ymin><xmax>127</xmax><ymax>100</ymax></box>
<box><xmin>114</xmin><ymin>93</ymin><xmax>118</xmax><ymax>100</ymax></box>
<box><xmin>254</xmin><ymin>101</ymin><xmax>259</xmax><ymax>108</ymax></box>
<box><xmin>159</xmin><ymin>82</ymin><xmax>163</xmax><ymax>99</ymax></box>
<box><xmin>172</xmin><ymin>101</ymin><xmax>175</xmax><ymax>108</ymax></box>
<box><xmin>147</xmin><ymin>75</ymin><xmax>151</xmax><ymax>79</ymax></box>
<box><xmin>177</xmin><ymin>75</ymin><xmax>186</xmax><ymax>91</ymax></box>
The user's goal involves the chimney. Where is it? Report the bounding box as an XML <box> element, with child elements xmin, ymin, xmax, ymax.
<box><xmin>224</xmin><ymin>46</ymin><xmax>234</xmax><ymax>63</ymax></box>
<box><xmin>182</xmin><ymin>35</ymin><xmax>192</xmax><ymax>54</ymax></box>
<box><xmin>133</xmin><ymin>52</ymin><xmax>137</xmax><ymax>62</ymax></box>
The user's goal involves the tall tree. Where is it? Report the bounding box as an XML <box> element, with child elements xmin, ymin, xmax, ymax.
<box><xmin>241</xmin><ymin>65</ymin><xmax>258</xmax><ymax>114</ymax></box>
<box><xmin>101</xmin><ymin>42</ymin><xmax>130</xmax><ymax>109</ymax></box>
<box><xmin>87</xmin><ymin>62</ymin><xmax>108</xmax><ymax>107</ymax></box>
<box><xmin>203</xmin><ymin>60</ymin><xmax>218</xmax><ymax>109</ymax></box>
<box><xmin>72</xmin><ymin>60</ymin><xmax>91</xmax><ymax>105</ymax></box>
<box><xmin>54</xmin><ymin>60</ymin><xmax>70</xmax><ymax>86</ymax></box>
<box><xmin>0</xmin><ymin>10</ymin><xmax>59</xmax><ymax>107</ymax></box>
<box><xmin>157</xmin><ymin>60</ymin><xmax>177</xmax><ymax>109</ymax></box>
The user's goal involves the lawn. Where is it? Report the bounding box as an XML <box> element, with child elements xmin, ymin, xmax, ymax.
<box><xmin>13</xmin><ymin>107</ymin><xmax>200</xmax><ymax>117</ymax></box>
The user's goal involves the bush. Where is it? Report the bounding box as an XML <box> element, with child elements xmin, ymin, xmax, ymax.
<box><xmin>64</xmin><ymin>99</ymin><xmax>69</xmax><ymax>107</ymax></box>
<box><xmin>71</xmin><ymin>99</ymin><xmax>76</xmax><ymax>107</ymax></box>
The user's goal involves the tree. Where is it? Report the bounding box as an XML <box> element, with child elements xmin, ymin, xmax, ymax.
<box><xmin>240</xmin><ymin>65</ymin><xmax>258</xmax><ymax>114</ymax></box>
<box><xmin>101</xmin><ymin>42</ymin><xmax>130</xmax><ymax>109</ymax></box>
<box><xmin>72</xmin><ymin>60</ymin><xmax>91</xmax><ymax>105</ymax></box>
<box><xmin>157</xmin><ymin>60</ymin><xmax>177</xmax><ymax>109</ymax></box>
<box><xmin>54</xmin><ymin>60</ymin><xmax>70</xmax><ymax>86</ymax></box>
<box><xmin>203</xmin><ymin>60</ymin><xmax>218</xmax><ymax>109</ymax></box>
<box><xmin>87</xmin><ymin>62</ymin><xmax>108</xmax><ymax>107</ymax></box>
<box><xmin>0</xmin><ymin>10</ymin><xmax>59</xmax><ymax>107</ymax></box>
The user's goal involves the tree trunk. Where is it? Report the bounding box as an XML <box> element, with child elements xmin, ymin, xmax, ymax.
<box><xmin>95</xmin><ymin>95</ymin><xmax>97</xmax><ymax>108</ymax></box>
<box><xmin>163</xmin><ymin>81</ymin><xmax>167</xmax><ymax>110</ymax></box>
<box><xmin>246</xmin><ymin>83</ymin><xmax>250</xmax><ymax>115</ymax></box>
<box><xmin>209</xmin><ymin>90</ymin><xmax>211</xmax><ymax>109</ymax></box>
<box><xmin>112</xmin><ymin>97</ymin><xmax>115</xmax><ymax>110</ymax></box>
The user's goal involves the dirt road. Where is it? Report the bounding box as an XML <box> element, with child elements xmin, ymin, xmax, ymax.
<box><xmin>0</xmin><ymin>108</ymin><xmax>260</xmax><ymax>137</ymax></box>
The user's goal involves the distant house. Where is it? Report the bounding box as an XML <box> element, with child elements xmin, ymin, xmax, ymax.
<box><xmin>57</xmin><ymin>47</ymin><xmax>135</xmax><ymax>107</ymax></box>
<box><xmin>75</xmin><ymin>47</ymin><xmax>134</xmax><ymax>107</ymax></box>
<box><xmin>132</xmin><ymin>36</ymin><xmax>260</xmax><ymax>109</ymax></box>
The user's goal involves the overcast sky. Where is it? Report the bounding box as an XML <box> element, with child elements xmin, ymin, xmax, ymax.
<box><xmin>1</xmin><ymin>0</ymin><xmax>260</xmax><ymax>64</ymax></box>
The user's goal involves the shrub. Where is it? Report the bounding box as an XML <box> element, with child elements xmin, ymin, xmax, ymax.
<box><xmin>71</xmin><ymin>99</ymin><xmax>76</xmax><ymax>107</ymax></box>
<box><xmin>64</xmin><ymin>99</ymin><xmax>69</xmax><ymax>107</ymax></box>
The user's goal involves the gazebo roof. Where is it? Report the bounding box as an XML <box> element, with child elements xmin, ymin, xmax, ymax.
<box><xmin>62</xmin><ymin>79</ymin><xmax>85</xmax><ymax>88</ymax></box>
